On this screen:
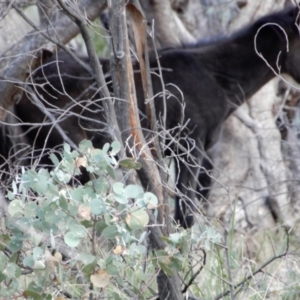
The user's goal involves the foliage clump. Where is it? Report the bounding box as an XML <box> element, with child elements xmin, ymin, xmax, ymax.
<box><xmin>1</xmin><ymin>140</ymin><xmax>218</xmax><ymax>299</ymax></box>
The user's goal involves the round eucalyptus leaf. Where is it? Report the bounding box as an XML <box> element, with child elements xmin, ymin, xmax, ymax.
<box><xmin>102</xmin><ymin>143</ymin><xmax>110</xmax><ymax>154</ymax></box>
<box><xmin>143</xmin><ymin>192</ymin><xmax>158</xmax><ymax>209</ymax></box>
<box><xmin>110</xmin><ymin>141</ymin><xmax>121</xmax><ymax>155</ymax></box>
<box><xmin>112</xmin><ymin>182</ymin><xmax>124</xmax><ymax>195</ymax></box>
<box><xmin>7</xmin><ymin>200</ymin><xmax>23</xmax><ymax>216</ymax></box>
<box><xmin>114</xmin><ymin>194</ymin><xmax>128</xmax><ymax>204</ymax></box>
<box><xmin>126</xmin><ymin>207</ymin><xmax>149</xmax><ymax>230</ymax></box>
<box><xmin>72</xmin><ymin>225</ymin><xmax>87</xmax><ymax>238</ymax></box>
<box><xmin>102</xmin><ymin>225</ymin><xmax>119</xmax><ymax>239</ymax></box>
<box><xmin>90</xmin><ymin>198</ymin><xmax>106</xmax><ymax>215</ymax></box>
<box><xmin>169</xmin><ymin>232</ymin><xmax>181</xmax><ymax>245</ymax></box>
<box><xmin>64</xmin><ymin>231</ymin><xmax>81</xmax><ymax>248</ymax></box>
<box><xmin>64</xmin><ymin>225</ymin><xmax>87</xmax><ymax>247</ymax></box>
<box><xmin>23</xmin><ymin>256</ymin><xmax>34</xmax><ymax>268</ymax></box>
<box><xmin>124</xmin><ymin>184</ymin><xmax>144</xmax><ymax>199</ymax></box>
<box><xmin>24</xmin><ymin>202</ymin><xmax>38</xmax><ymax>218</ymax></box>
<box><xmin>93</xmin><ymin>178</ymin><xmax>109</xmax><ymax>196</ymax></box>
<box><xmin>79</xmin><ymin>139</ymin><xmax>93</xmax><ymax>152</ymax></box>
<box><xmin>79</xmin><ymin>253</ymin><xmax>96</xmax><ymax>265</ymax></box>
<box><xmin>32</xmin><ymin>247</ymin><xmax>43</xmax><ymax>261</ymax></box>
<box><xmin>3</xmin><ymin>262</ymin><xmax>21</xmax><ymax>279</ymax></box>
<box><xmin>52</xmin><ymin>169</ymin><xmax>71</xmax><ymax>183</ymax></box>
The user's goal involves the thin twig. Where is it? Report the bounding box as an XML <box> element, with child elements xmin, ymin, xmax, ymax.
<box><xmin>12</xmin><ymin>3</ymin><xmax>94</xmax><ymax>75</ymax></box>
<box><xmin>214</xmin><ymin>227</ymin><xmax>290</xmax><ymax>300</ymax></box>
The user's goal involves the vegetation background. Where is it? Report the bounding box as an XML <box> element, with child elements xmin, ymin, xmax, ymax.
<box><xmin>0</xmin><ymin>0</ymin><xmax>300</xmax><ymax>299</ymax></box>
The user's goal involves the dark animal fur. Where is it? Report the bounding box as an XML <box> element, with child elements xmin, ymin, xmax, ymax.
<box><xmin>5</xmin><ymin>6</ymin><xmax>300</xmax><ymax>227</ymax></box>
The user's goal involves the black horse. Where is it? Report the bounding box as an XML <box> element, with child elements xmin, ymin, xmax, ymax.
<box><xmin>5</xmin><ymin>5</ymin><xmax>300</xmax><ymax>227</ymax></box>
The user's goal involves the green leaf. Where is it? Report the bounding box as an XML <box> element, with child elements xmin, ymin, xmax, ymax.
<box><xmin>81</xmin><ymin>220</ymin><xmax>94</xmax><ymax>228</ymax></box>
<box><xmin>7</xmin><ymin>191</ymin><xmax>14</xmax><ymax>200</ymax></box>
<box><xmin>104</xmin><ymin>213</ymin><xmax>112</xmax><ymax>225</ymax></box>
<box><xmin>114</xmin><ymin>194</ymin><xmax>128</xmax><ymax>204</ymax></box>
<box><xmin>169</xmin><ymin>257</ymin><xmax>183</xmax><ymax>272</ymax></box>
<box><xmin>96</xmin><ymin>220</ymin><xmax>107</xmax><ymax>233</ymax></box>
<box><xmin>7</xmin><ymin>236</ymin><xmax>23</xmax><ymax>252</ymax></box>
<box><xmin>70</xmin><ymin>186</ymin><xmax>85</xmax><ymax>202</ymax></box>
<box><xmin>27</xmin><ymin>281</ymin><xmax>43</xmax><ymax>293</ymax></box>
<box><xmin>79</xmin><ymin>139</ymin><xmax>93</xmax><ymax>152</ymax></box>
<box><xmin>106</xmin><ymin>255</ymin><xmax>119</xmax><ymax>275</ymax></box>
<box><xmin>64</xmin><ymin>231</ymin><xmax>81</xmax><ymax>248</ymax></box>
<box><xmin>32</xmin><ymin>247</ymin><xmax>43</xmax><ymax>261</ymax></box>
<box><xmin>106</xmin><ymin>164</ymin><xmax>115</xmax><ymax>179</ymax></box>
<box><xmin>106</xmin><ymin>262</ymin><xmax>119</xmax><ymax>275</ymax></box>
<box><xmin>126</xmin><ymin>207</ymin><xmax>149</xmax><ymax>230</ymax></box>
<box><xmin>0</xmin><ymin>234</ymin><xmax>10</xmax><ymax>251</ymax></box>
<box><xmin>93</xmin><ymin>177</ymin><xmax>109</xmax><ymax>196</ymax></box>
<box><xmin>124</xmin><ymin>184</ymin><xmax>144</xmax><ymax>199</ymax></box>
<box><xmin>8</xmin><ymin>200</ymin><xmax>23</xmax><ymax>216</ymax></box>
<box><xmin>169</xmin><ymin>232</ymin><xmax>181</xmax><ymax>245</ymax></box>
<box><xmin>102</xmin><ymin>143</ymin><xmax>110</xmax><ymax>154</ymax></box>
<box><xmin>143</xmin><ymin>192</ymin><xmax>158</xmax><ymax>209</ymax></box>
<box><xmin>64</xmin><ymin>225</ymin><xmax>86</xmax><ymax>248</ymax></box>
<box><xmin>9</xmin><ymin>252</ymin><xmax>18</xmax><ymax>264</ymax></box>
<box><xmin>79</xmin><ymin>253</ymin><xmax>96</xmax><ymax>265</ymax></box>
<box><xmin>159</xmin><ymin>261</ymin><xmax>174</xmax><ymax>276</ymax></box>
<box><xmin>22</xmin><ymin>169</ymin><xmax>50</xmax><ymax>194</ymax></box>
<box><xmin>138</xmin><ymin>231</ymin><xmax>147</xmax><ymax>244</ymax></box>
<box><xmin>0</xmin><ymin>272</ymin><xmax>6</xmax><ymax>283</ymax></box>
<box><xmin>59</xmin><ymin>195</ymin><xmax>69</xmax><ymax>211</ymax></box>
<box><xmin>51</xmin><ymin>169</ymin><xmax>71</xmax><ymax>183</ymax></box>
<box><xmin>24</xmin><ymin>202</ymin><xmax>38</xmax><ymax>218</ymax></box>
<box><xmin>119</xmin><ymin>158</ymin><xmax>142</xmax><ymax>170</ymax></box>
<box><xmin>0</xmin><ymin>252</ymin><xmax>9</xmax><ymax>269</ymax></box>
<box><xmin>23</xmin><ymin>256</ymin><xmax>34</xmax><ymax>268</ymax></box>
<box><xmin>90</xmin><ymin>198</ymin><xmax>106</xmax><ymax>215</ymax></box>
<box><xmin>113</xmin><ymin>182</ymin><xmax>128</xmax><ymax>204</ymax></box>
<box><xmin>23</xmin><ymin>290</ymin><xmax>44</xmax><ymax>300</ymax></box>
<box><xmin>63</xmin><ymin>143</ymin><xmax>71</xmax><ymax>153</ymax></box>
<box><xmin>112</xmin><ymin>182</ymin><xmax>124</xmax><ymax>195</ymax></box>
<box><xmin>72</xmin><ymin>225</ymin><xmax>87</xmax><ymax>238</ymax></box>
<box><xmin>102</xmin><ymin>225</ymin><xmax>119</xmax><ymax>239</ymax></box>
<box><xmin>49</xmin><ymin>153</ymin><xmax>60</xmax><ymax>166</ymax></box>
<box><xmin>156</xmin><ymin>250</ymin><xmax>174</xmax><ymax>276</ymax></box>
<box><xmin>110</xmin><ymin>141</ymin><xmax>121</xmax><ymax>155</ymax></box>
<box><xmin>2</xmin><ymin>262</ymin><xmax>21</xmax><ymax>279</ymax></box>
<box><xmin>82</xmin><ymin>259</ymin><xmax>97</xmax><ymax>275</ymax></box>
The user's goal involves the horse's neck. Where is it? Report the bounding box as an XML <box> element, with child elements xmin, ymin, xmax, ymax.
<box><xmin>199</xmin><ymin>33</ymin><xmax>279</xmax><ymax>107</ymax></box>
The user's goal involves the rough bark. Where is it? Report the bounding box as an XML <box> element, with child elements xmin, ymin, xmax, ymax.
<box><xmin>109</xmin><ymin>2</ymin><xmax>183</xmax><ymax>298</ymax></box>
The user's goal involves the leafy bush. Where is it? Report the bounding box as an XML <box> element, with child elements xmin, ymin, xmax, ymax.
<box><xmin>1</xmin><ymin>140</ymin><xmax>222</xmax><ymax>299</ymax></box>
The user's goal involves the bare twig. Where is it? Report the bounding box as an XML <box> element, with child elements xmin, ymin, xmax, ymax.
<box><xmin>57</xmin><ymin>0</ymin><xmax>124</xmax><ymax>155</ymax></box>
<box><xmin>214</xmin><ymin>227</ymin><xmax>290</xmax><ymax>300</ymax></box>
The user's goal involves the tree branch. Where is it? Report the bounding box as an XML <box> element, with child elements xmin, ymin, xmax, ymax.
<box><xmin>0</xmin><ymin>0</ymin><xmax>106</xmax><ymax>123</ymax></box>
